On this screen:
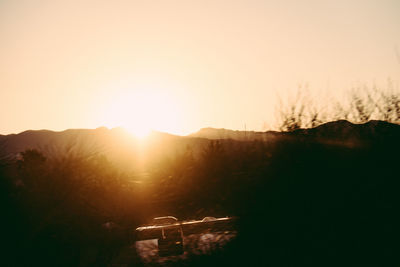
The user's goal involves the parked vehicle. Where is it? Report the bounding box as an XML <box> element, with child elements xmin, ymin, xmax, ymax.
<box><xmin>153</xmin><ymin>216</ymin><xmax>184</xmax><ymax>256</ymax></box>
<box><xmin>135</xmin><ymin>216</ymin><xmax>237</xmax><ymax>256</ymax></box>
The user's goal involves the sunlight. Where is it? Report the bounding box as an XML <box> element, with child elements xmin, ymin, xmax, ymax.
<box><xmin>99</xmin><ymin>84</ymin><xmax>184</xmax><ymax>139</ymax></box>
<box><xmin>125</xmin><ymin>124</ymin><xmax>152</xmax><ymax>139</ymax></box>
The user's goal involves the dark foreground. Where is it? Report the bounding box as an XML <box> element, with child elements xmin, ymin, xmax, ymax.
<box><xmin>1</xmin><ymin>121</ymin><xmax>400</xmax><ymax>266</ymax></box>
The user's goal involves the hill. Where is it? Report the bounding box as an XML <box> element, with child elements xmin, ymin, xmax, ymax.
<box><xmin>2</xmin><ymin>120</ymin><xmax>400</xmax><ymax>164</ymax></box>
<box><xmin>190</xmin><ymin>120</ymin><xmax>400</xmax><ymax>144</ymax></box>
<box><xmin>0</xmin><ymin>127</ymin><xmax>210</xmax><ymax>171</ymax></box>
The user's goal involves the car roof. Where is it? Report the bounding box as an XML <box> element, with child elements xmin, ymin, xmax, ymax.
<box><xmin>152</xmin><ymin>216</ymin><xmax>178</xmax><ymax>225</ymax></box>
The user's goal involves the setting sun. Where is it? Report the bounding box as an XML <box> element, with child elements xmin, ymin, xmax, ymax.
<box><xmin>99</xmin><ymin>85</ymin><xmax>183</xmax><ymax>138</ymax></box>
<box><xmin>125</xmin><ymin>124</ymin><xmax>152</xmax><ymax>139</ymax></box>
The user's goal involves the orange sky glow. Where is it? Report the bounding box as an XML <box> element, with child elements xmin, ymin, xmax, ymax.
<box><xmin>1</xmin><ymin>0</ymin><xmax>399</xmax><ymax>136</ymax></box>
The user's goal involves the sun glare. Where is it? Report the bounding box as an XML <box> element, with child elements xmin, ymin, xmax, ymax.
<box><xmin>125</xmin><ymin>124</ymin><xmax>152</xmax><ymax>139</ymax></box>
<box><xmin>99</xmin><ymin>85</ymin><xmax>183</xmax><ymax>139</ymax></box>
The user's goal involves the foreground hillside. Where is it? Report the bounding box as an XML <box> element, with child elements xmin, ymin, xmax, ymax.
<box><xmin>1</xmin><ymin>120</ymin><xmax>400</xmax><ymax>266</ymax></box>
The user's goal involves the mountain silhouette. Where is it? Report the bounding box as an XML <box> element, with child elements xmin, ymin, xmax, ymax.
<box><xmin>1</xmin><ymin>120</ymin><xmax>399</xmax><ymax>168</ymax></box>
<box><xmin>190</xmin><ymin>120</ymin><xmax>400</xmax><ymax>144</ymax></box>
<box><xmin>0</xmin><ymin>127</ymin><xmax>209</xmax><ymax>171</ymax></box>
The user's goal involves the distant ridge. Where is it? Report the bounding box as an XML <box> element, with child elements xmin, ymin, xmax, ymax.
<box><xmin>0</xmin><ymin>127</ymin><xmax>209</xmax><ymax>170</ymax></box>
<box><xmin>189</xmin><ymin>120</ymin><xmax>400</xmax><ymax>142</ymax></box>
<box><xmin>1</xmin><ymin>120</ymin><xmax>399</xmax><ymax>167</ymax></box>
<box><xmin>188</xmin><ymin>127</ymin><xmax>280</xmax><ymax>141</ymax></box>
<box><xmin>291</xmin><ymin>120</ymin><xmax>400</xmax><ymax>140</ymax></box>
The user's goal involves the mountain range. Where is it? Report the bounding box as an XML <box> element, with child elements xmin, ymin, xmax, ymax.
<box><xmin>1</xmin><ymin>120</ymin><xmax>399</xmax><ymax>171</ymax></box>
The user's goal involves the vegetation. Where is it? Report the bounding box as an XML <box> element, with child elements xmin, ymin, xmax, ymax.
<box><xmin>276</xmin><ymin>82</ymin><xmax>400</xmax><ymax>131</ymax></box>
<box><xmin>1</xmin><ymin>87</ymin><xmax>400</xmax><ymax>266</ymax></box>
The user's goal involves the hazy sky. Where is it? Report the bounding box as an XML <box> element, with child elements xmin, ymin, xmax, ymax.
<box><xmin>1</xmin><ymin>0</ymin><xmax>399</xmax><ymax>135</ymax></box>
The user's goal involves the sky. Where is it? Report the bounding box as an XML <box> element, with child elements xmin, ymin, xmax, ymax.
<box><xmin>1</xmin><ymin>0</ymin><xmax>400</xmax><ymax>135</ymax></box>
